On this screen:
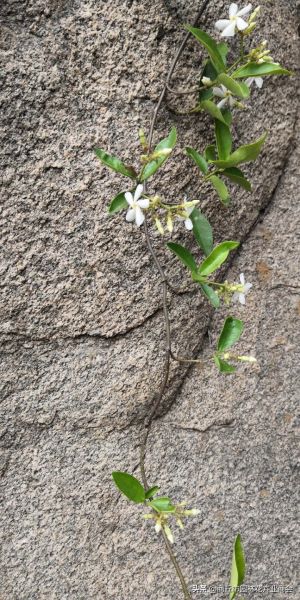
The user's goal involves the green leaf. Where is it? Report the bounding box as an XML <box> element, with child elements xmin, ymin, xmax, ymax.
<box><xmin>217</xmin><ymin>73</ymin><xmax>250</xmax><ymax>99</ymax></box>
<box><xmin>186</xmin><ymin>147</ymin><xmax>208</xmax><ymax>174</ymax></box>
<box><xmin>112</xmin><ymin>472</ymin><xmax>145</xmax><ymax>503</ymax></box>
<box><xmin>230</xmin><ymin>534</ymin><xmax>246</xmax><ymax>600</ymax></box>
<box><xmin>199</xmin><ymin>60</ymin><xmax>216</xmax><ymax>101</ymax></box>
<box><xmin>149</xmin><ymin>497</ymin><xmax>176</xmax><ymax>513</ymax></box>
<box><xmin>215</xmin><ymin>118</ymin><xmax>232</xmax><ymax>160</ymax></box>
<box><xmin>200</xmin><ymin>100</ymin><xmax>227</xmax><ymax>124</ymax></box>
<box><xmin>214</xmin><ymin>356</ymin><xmax>236</xmax><ymax>373</ymax></box>
<box><xmin>94</xmin><ymin>148</ymin><xmax>137</xmax><ymax>179</ymax></box>
<box><xmin>210</xmin><ymin>175</ymin><xmax>230</xmax><ymax>205</ymax></box>
<box><xmin>108</xmin><ymin>191</ymin><xmax>129</xmax><ymax>214</ymax></box>
<box><xmin>233</xmin><ymin>61</ymin><xmax>292</xmax><ymax>79</ymax></box>
<box><xmin>222</xmin><ymin>167</ymin><xmax>251</xmax><ymax>192</ymax></box>
<box><xmin>167</xmin><ymin>242</ymin><xmax>197</xmax><ymax>272</ymax></box>
<box><xmin>210</xmin><ymin>132</ymin><xmax>267</xmax><ymax>169</ymax></box>
<box><xmin>190</xmin><ymin>208</ymin><xmax>213</xmax><ymax>256</ymax></box>
<box><xmin>200</xmin><ymin>283</ymin><xmax>220</xmax><ymax>308</ymax></box>
<box><xmin>140</xmin><ymin>127</ymin><xmax>177</xmax><ymax>181</ymax></box>
<box><xmin>217</xmin><ymin>42</ymin><xmax>229</xmax><ymax>65</ymax></box>
<box><xmin>204</xmin><ymin>145</ymin><xmax>217</xmax><ymax>162</ymax></box>
<box><xmin>222</xmin><ymin>108</ymin><xmax>233</xmax><ymax>127</ymax></box>
<box><xmin>145</xmin><ymin>486</ymin><xmax>160</xmax><ymax>499</ymax></box>
<box><xmin>185</xmin><ymin>26</ymin><xmax>225</xmax><ymax>73</ymax></box>
<box><xmin>198</xmin><ymin>241</ymin><xmax>239</xmax><ymax>276</ymax></box>
<box><xmin>218</xmin><ymin>317</ymin><xmax>244</xmax><ymax>352</ymax></box>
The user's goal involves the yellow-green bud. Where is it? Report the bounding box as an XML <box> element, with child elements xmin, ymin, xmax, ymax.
<box><xmin>237</xmin><ymin>355</ymin><xmax>257</xmax><ymax>363</ymax></box>
<box><xmin>155</xmin><ymin>218</ymin><xmax>164</xmax><ymax>235</ymax></box>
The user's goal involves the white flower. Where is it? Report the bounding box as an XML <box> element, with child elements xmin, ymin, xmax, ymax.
<box><xmin>232</xmin><ymin>273</ymin><xmax>253</xmax><ymax>305</ymax></box>
<box><xmin>125</xmin><ymin>184</ymin><xmax>149</xmax><ymax>227</ymax></box>
<box><xmin>215</xmin><ymin>3</ymin><xmax>252</xmax><ymax>37</ymax></box>
<box><xmin>212</xmin><ymin>84</ymin><xmax>237</xmax><ymax>109</ymax></box>
<box><xmin>246</xmin><ymin>76</ymin><xmax>264</xmax><ymax>89</ymax></box>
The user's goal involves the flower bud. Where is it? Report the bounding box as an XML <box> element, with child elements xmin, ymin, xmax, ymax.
<box><xmin>155</xmin><ymin>218</ymin><xmax>164</xmax><ymax>235</ymax></box>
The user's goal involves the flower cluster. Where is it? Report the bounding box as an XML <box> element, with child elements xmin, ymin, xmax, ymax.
<box><xmin>143</xmin><ymin>502</ymin><xmax>200</xmax><ymax>544</ymax></box>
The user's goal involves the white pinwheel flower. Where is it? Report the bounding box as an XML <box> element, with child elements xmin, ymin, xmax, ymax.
<box><xmin>246</xmin><ymin>76</ymin><xmax>264</xmax><ymax>89</ymax></box>
<box><xmin>215</xmin><ymin>3</ymin><xmax>252</xmax><ymax>37</ymax></box>
<box><xmin>125</xmin><ymin>184</ymin><xmax>149</xmax><ymax>227</ymax></box>
<box><xmin>232</xmin><ymin>273</ymin><xmax>253</xmax><ymax>305</ymax></box>
<box><xmin>212</xmin><ymin>84</ymin><xmax>237</xmax><ymax>109</ymax></box>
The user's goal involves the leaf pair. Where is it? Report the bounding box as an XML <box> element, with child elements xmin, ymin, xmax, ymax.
<box><xmin>95</xmin><ymin>128</ymin><xmax>177</xmax><ymax>213</ymax></box>
<box><xmin>167</xmin><ymin>237</ymin><xmax>239</xmax><ymax>308</ymax></box>
<box><xmin>112</xmin><ymin>471</ymin><xmax>174</xmax><ymax>512</ymax></box>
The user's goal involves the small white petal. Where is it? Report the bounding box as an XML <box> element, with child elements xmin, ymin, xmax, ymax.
<box><xmin>245</xmin><ymin>77</ymin><xmax>254</xmax><ymax>87</ymax></box>
<box><xmin>155</xmin><ymin>522</ymin><xmax>162</xmax><ymax>534</ymax></box>
<box><xmin>126</xmin><ymin>208</ymin><xmax>135</xmax><ymax>222</ymax></box>
<box><xmin>184</xmin><ymin>218</ymin><xmax>193</xmax><ymax>231</ymax></box>
<box><xmin>244</xmin><ymin>282</ymin><xmax>253</xmax><ymax>293</ymax></box>
<box><xmin>236</xmin><ymin>3</ymin><xmax>252</xmax><ymax>17</ymax></box>
<box><xmin>125</xmin><ymin>192</ymin><xmax>134</xmax><ymax>206</ymax></box>
<box><xmin>164</xmin><ymin>525</ymin><xmax>174</xmax><ymax>544</ymax></box>
<box><xmin>221</xmin><ymin>21</ymin><xmax>236</xmax><ymax>37</ymax></box>
<box><xmin>213</xmin><ymin>86</ymin><xmax>226</xmax><ymax>98</ymax></box>
<box><xmin>134</xmin><ymin>184</ymin><xmax>143</xmax><ymax>202</ymax></box>
<box><xmin>217</xmin><ymin>98</ymin><xmax>228</xmax><ymax>109</ymax></box>
<box><xmin>135</xmin><ymin>206</ymin><xmax>145</xmax><ymax>227</ymax></box>
<box><xmin>256</xmin><ymin>77</ymin><xmax>264</xmax><ymax>88</ymax></box>
<box><xmin>137</xmin><ymin>198</ymin><xmax>149</xmax><ymax>209</ymax></box>
<box><xmin>240</xmin><ymin>273</ymin><xmax>245</xmax><ymax>285</ymax></box>
<box><xmin>239</xmin><ymin>293</ymin><xmax>246</xmax><ymax>305</ymax></box>
<box><xmin>229</xmin><ymin>96</ymin><xmax>236</xmax><ymax>108</ymax></box>
<box><xmin>229</xmin><ymin>3</ymin><xmax>238</xmax><ymax>17</ymax></box>
<box><xmin>232</xmin><ymin>292</ymin><xmax>239</xmax><ymax>303</ymax></box>
<box><xmin>215</xmin><ymin>19</ymin><xmax>230</xmax><ymax>31</ymax></box>
<box><xmin>236</xmin><ymin>17</ymin><xmax>249</xmax><ymax>31</ymax></box>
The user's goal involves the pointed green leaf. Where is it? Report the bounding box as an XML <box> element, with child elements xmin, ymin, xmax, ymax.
<box><xmin>200</xmin><ymin>283</ymin><xmax>220</xmax><ymax>308</ymax></box>
<box><xmin>204</xmin><ymin>145</ymin><xmax>217</xmax><ymax>162</ymax></box>
<box><xmin>149</xmin><ymin>497</ymin><xmax>176</xmax><ymax>513</ymax></box>
<box><xmin>167</xmin><ymin>242</ymin><xmax>197</xmax><ymax>272</ymax></box>
<box><xmin>145</xmin><ymin>486</ymin><xmax>160</xmax><ymax>499</ymax></box>
<box><xmin>108</xmin><ymin>191</ymin><xmax>129</xmax><ymax>214</ymax></box>
<box><xmin>112</xmin><ymin>471</ymin><xmax>145</xmax><ymax>503</ymax></box>
<box><xmin>215</xmin><ymin>118</ymin><xmax>232</xmax><ymax>160</ymax></box>
<box><xmin>190</xmin><ymin>208</ymin><xmax>213</xmax><ymax>256</ymax></box>
<box><xmin>217</xmin><ymin>73</ymin><xmax>250</xmax><ymax>98</ymax></box>
<box><xmin>199</xmin><ymin>100</ymin><xmax>227</xmax><ymax>124</ymax></box>
<box><xmin>186</xmin><ymin>147</ymin><xmax>208</xmax><ymax>174</ymax></box>
<box><xmin>140</xmin><ymin>127</ymin><xmax>177</xmax><ymax>181</ymax></box>
<box><xmin>214</xmin><ymin>356</ymin><xmax>236</xmax><ymax>373</ymax></box>
<box><xmin>222</xmin><ymin>167</ymin><xmax>251</xmax><ymax>192</ymax></box>
<box><xmin>210</xmin><ymin>175</ymin><xmax>230</xmax><ymax>205</ymax></box>
<box><xmin>230</xmin><ymin>534</ymin><xmax>246</xmax><ymax>600</ymax></box>
<box><xmin>210</xmin><ymin>133</ymin><xmax>267</xmax><ymax>169</ymax></box>
<box><xmin>198</xmin><ymin>241</ymin><xmax>239</xmax><ymax>276</ymax></box>
<box><xmin>95</xmin><ymin>149</ymin><xmax>137</xmax><ymax>179</ymax></box>
<box><xmin>233</xmin><ymin>61</ymin><xmax>292</xmax><ymax>79</ymax></box>
<box><xmin>218</xmin><ymin>317</ymin><xmax>244</xmax><ymax>352</ymax></box>
<box><xmin>217</xmin><ymin>42</ymin><xmax>229</xmax><ymax>65</ymax></box>
<box><xmin>185</xmin><ymin>26</ymin><xmax>225</xmax><ymax>73</ymax></box>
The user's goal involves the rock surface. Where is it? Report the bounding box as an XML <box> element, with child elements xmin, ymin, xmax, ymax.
<box><xmin>0</xmin><ymin>1</ymin><xmax>299</xmax><ymax>599</ymax></box>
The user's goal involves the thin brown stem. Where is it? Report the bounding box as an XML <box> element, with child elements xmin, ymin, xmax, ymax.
<box><xmin>161</xmin><ymin>529</ymin><xmax>192</xmax><ymax>600</ymax></box>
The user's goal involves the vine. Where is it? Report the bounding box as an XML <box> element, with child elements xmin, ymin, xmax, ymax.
<box><xmin>95</xmin><ymin>3</ymin><xmax>291</xmax><ymax>598</ymax></box>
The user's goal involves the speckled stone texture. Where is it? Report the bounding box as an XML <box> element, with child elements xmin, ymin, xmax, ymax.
<box><xmin>0</xmin><ymin>0</ymin><xmax>299</xmax><ymax>599</ymax></box>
